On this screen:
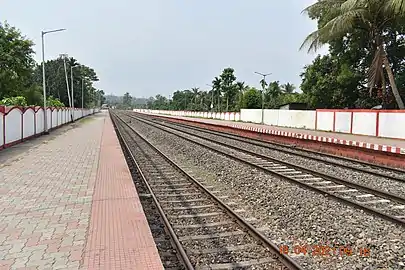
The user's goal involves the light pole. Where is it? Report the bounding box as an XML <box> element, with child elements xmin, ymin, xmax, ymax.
<box><xmin>71</xmin><ymin>65</ymin><xmax>81</xmax><ymax>120</ymax></box>
<box><xmin>254</xmin><ymin>71</ymin><xmax>272</xmax><ymax>124</ymax></box>
<box><xmin>81</xmin><ymin>78</ymin><xmax>84</xmax><ymax>111</ymax></box>
<box><xmin>60</xmin><ymin>54</ymin><xmax>73</xmax><ymax>122</ymax></box>
<box><xmin>41</xmin><ymin>28</ymin><xmax>66</xmax><ymax>134</ymax></box>
<box><xmin>206</xmin><ymin>84</ymin><xmax>214</xmax><ymax>111</ymax></box>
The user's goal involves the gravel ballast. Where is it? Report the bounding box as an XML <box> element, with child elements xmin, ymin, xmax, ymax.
<box><xmin>125</xmin><ymin>114</ymin><xmax>405</xmax><ymax>270</ymax></box>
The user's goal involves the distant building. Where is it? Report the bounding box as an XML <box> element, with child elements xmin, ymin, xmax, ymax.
<box><xmin>278</xmin><ymin>102</ymin><xmax>308</xmax><ymax>110</ymax></box>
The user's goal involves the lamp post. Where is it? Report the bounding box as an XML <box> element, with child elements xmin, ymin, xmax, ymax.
<box><xmin>254</xmin><ymin>71</ymin><xmax>272</xmax><ymax>124</ymax></box>
<box><xmin>41</xmin><ymin>28</ymin><xmax>66</xmax><ymax>133</ymax></box>
<box><xmin>206</xmin><ymin>84</ymin><xmax>214</xmax><ymax>111</ymax></box>
<box><xmin>81</xmin><ymin>78</ymin><xmax>84</xmax><ymax>112</ymax></box>
<box><xmin>70</xmin><ymin>65</ymin><xmax>81</xmax><ymax>121</ymax></box>
<box><xmin>60</xmin><ymin>54</ymin><xmax>73</xmax><ymax>122</ymax></box>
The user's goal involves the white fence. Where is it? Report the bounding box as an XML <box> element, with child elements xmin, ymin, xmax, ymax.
<box><xmin>134</xmin><ymin>109</ymin><xmax>241</xmax><ymax>122</ymax></box>
<box><xmin>0</xmin><ymin>106</ymin><xmax>100</xmax><ymax>149</ymax></box>
<box><xmin>134</xmin><ymin>108</ymin><xmax>405</xmax><ymax>140</ymax></box>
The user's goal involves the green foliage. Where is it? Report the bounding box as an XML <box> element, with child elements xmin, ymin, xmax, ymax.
<box><xmin>122</xmin><ymin>92</ymin><xmax>133</xmax><ymax>109</ymax></box>
<box><xmin>47</xmin><ymin>96</ymin><xmax>64</xmax><ymax>107</ymax></box>
<box><xmin>0</xmin><ymin>21</ymin><xmax>35</xmax><ymax>100</ymax></box>
<box><xmin>0</xmin><ymin>96</ymin><xmax>28</xmax><ymax>106</ymax></box>
<box><xmin>242</xmin><ymin>88</ymin><xmax>262</xmax><ymax>109</ymax></box>
<box><xmin>301</xmin><ymin>0</ymin><xmax>405</xmax><ymax>108</ymax></box>
<box><xmin>0</xmin><ymin>21</ymin><xmax>104</xmax><ymax>109</ymax></box>
<box><xmin>144</xmin><ymin>66</ymin><xmax>302</xmax><ymax>111</ymax></box>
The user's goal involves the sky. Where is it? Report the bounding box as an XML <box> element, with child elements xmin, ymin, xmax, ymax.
<box><xmin>2</xmin><ymin>0</ymin><xmax>327</xmax><ymax>98</ymax></box>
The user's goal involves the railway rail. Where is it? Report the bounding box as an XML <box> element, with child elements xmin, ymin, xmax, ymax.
<box><xmin>143</xmin><ymin>114</ymin><xmax>405</xmax><ymax>183</ymax></box>
<box><xmin>126</xmin><ymin>113</ymin><xmax>405</xmax><ymax>228</ymax></box>
<box><xmin>110</xmin><ymin>111</ymin><xmax>303</xmax><ymax>270</ymax></box>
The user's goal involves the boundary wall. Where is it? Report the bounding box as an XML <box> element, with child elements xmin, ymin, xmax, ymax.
<box><xmin>134</xmin><ymin>109</ymin><xmax>405</xmax><ymax>140</ymax></box>
<box><xmin>0</xmin><ymin>106</ymin><xmax>100</xmax><ymax>149</ymax></box>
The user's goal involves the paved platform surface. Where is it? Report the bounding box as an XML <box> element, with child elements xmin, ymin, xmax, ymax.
<box><xmin>0</xmin><ymin>112</ymin><xmax>163</xmax><ymax>270</ymax></box>
<box><xmin>144</xmin><ymin>113</ymin><xmax>405</xmax><ymax>155</ymax></box>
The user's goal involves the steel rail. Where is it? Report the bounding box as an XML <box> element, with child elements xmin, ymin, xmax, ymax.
<box><xmin>110</xmin><ymin>112</ymin><xmax>194</xmax><ymax>270</ymax></box>
<box><xmin>112</xmin><ymin>111</ymin><xmax>304</xmax><ymax>270</ymax></box>
<box><xmin>135</xmin><ymin>112</ymin><xmax>405</xmax><ymax>182</ymax></box>
<box><xmin>131</xmin><ymin>114</ymin><xmax>405</xmax><ymax>228</ymax></box>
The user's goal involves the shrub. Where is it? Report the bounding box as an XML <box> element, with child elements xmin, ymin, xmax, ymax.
<box><xmin>47</xmin><ymin>96</ymin><xmax>65</xmax><ymax>107</ymax></box>
<box><xmin>0</xmin><ymin>96</ymin><xmax>28</xmax><ymax>106</ymax></box>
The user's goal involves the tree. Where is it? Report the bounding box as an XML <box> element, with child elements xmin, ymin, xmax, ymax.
<box><xmin>236</xmin><ymin>81</ymin><xmax>246</xmax><ymax>109</ymax></box>
<box><xmin>282</xmin><ymin>83</ymin><xmax>296</xmax><ymax>94</ymax></box>
<box><xmin>0</xmin><ymin>22</ymin><xmax>38</xmax><ymax>101</ymax></box>
<box><xmin>33</xmin><ymin>56</ymin><xmax>100</xmax><ymax>108</ymax></box>
<box><xmin>212</xmin><ymin>77</ymin><xmax>222</xmax><ymax>112</ymax></box>
<box><xmin>123</xmin><ymin>92</ymin><xmax>132</xmax><ymax>109</ymax></box>
<box><xmin>219</xmin><ymin>68</ymin><xmax>237</xmax><ymax>111</ymax></box>
<box><xmin>191</xmin><ymin>87</ymin><xmax>200</xmax><ymax>105</ymax></box>
<box><xmin>241</xmin><ymin>88</ymin><xmax>262</xmax><ymax>109</ymax></box>
<box><xmin>301</xmin><ymin>0</ymin><xmax>405</xmax><ymax>108</ymax></box>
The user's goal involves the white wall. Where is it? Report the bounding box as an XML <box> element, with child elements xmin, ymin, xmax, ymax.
<box><xmin>36</xmin><ymin>109</ymin><xmax>45</xmax><ymax>134</ymax></box>
<box><xmin>5</xmin><ymin>109</ymin><xmax>22</xmax><ymax>144</ymax></box>
<box><xmin>316</xmin><ymin>111</ymin><xmax>334</xmax><ymax>131</ymax></box>
<box><xmin>352</xmin><ymin>112</ymin><xmax>377</xmax><ymax>136</ymax></box>
<box><xmin>335</xmin><ymin>112</ymin><xmax>351</xmax><ymax>133</ymax></box>
<box><xmin>135</xmin><ymin>109</ymin><xmax>405</xmax><ymax>140</ymax></box>
<box><xmin>378</xmin><ymin>112</ymin><xmax>405</xmax><ymax>139</ymax></box>
<box><xmin>1</xmin><ymin>107</ymin><xmax>99</xmax><ymax>149</ymax></box>
<box><xmin>23</xmin><ymin>109</ymin><xmax>35</xmax><ymax>138</ymax></box>
<box><xmin>0</xmin><ymin>113</ymin><xmax>3</xmax><ymax>146</ymax></box>
<box><xmin>240</xmin><ymin>109</ymin><xmax>262</xmax><ymax>123</ymax></box>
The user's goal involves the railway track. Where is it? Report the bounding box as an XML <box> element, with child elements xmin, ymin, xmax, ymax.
<box><xmin>126</xmin><ymin>113</ymin><xmax>405</xmax><ymax>228</ymax></box>
<box><xmin>110</xmin><ymin>111</ymin><xmax>302</xmax><ymax>270</ymax></box>
<box><xmin>142</xmin><ymin>114</ymin><xmax>405</xmax><ymax>183</ymax></box>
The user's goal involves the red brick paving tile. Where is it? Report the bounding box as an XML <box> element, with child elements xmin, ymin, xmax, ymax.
<box><xmin>82</xmin><ymin>116</ymin><xmax>163</xmax><ymax>270</ymax></box>
<box><xmin>69</xmin><ymin>250</ymin><xmax>83</xmax><ymax>262</ymax></box>
<box><xmin>45</xmin><ymin>244</ymin><xmax>60</xmax><ymax>253</ymax></box>
<box><xmin>0</xmin><ymin>259</ymin><xmax>15</xmax><ymax>267</ymax></box>
<box><xmin>25</xmin><ymin>236</ymin><xmax>41</xmax><ymax>247</ymax></box>
<box><xmin>0</xmin><ymin>113</ymin><xmax>105</xmax><ymax>269</ymax></box>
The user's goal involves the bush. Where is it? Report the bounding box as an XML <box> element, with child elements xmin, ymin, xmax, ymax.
<box><xmin>0</xmin><ymin>96</ymin><xmax>28</xmax><ymax>106</ymax></box>
<box><xmin>47</xmin><ymin>96</ymin><xmax>65</xmax><ymax>107</ymax></box>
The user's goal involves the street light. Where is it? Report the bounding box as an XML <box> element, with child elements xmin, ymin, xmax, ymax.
<box><xmin>60</xmin><ymin>54</ymin><xmax>73</xmax><ymax>122</ymax></box>
<box><xmin>71</xmin><ymin>65</ymin><xmax>81</xmax><ymax>121</ymax></box>
<box><xmin>254</xmin><ymin>71</ymin><xmax>272</xmax><ymax>124</ymax></box>
<box><xmin>41</xmin><ymin>28</ymin><xmax>66</xmax><ymax>133</ymax></box>
<box><xmin>206</xmin><ymin>84</ymin><xmax>214</xmax><ymax>111</ymax></box>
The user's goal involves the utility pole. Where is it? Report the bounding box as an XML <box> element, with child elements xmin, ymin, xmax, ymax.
<box><xmin>71</xmin><ymin>65</ymin><xmax>81</xmax><ymax>121</ymax></box>
<box><xmin>81</xmin><ymin>78</ymin><xmax>84</xmax><ymax>109</ymax></box>
<box><xmin>41</xmin><ymin>28</ymin><xmax>66</xmax><ymax>133</ymax></box>
<box><xmin>206</xmin><ymin>84</ymin><xmax>214</xmax><ymax>112</ymax></box>
<box><xmin>60</xmin><ymin>54</ymin><xmax>73</xmax><ymax>122</ymax></box>
<box><xmin>254</xmin><ymin>71</ymin><xmax>272</xmax><ymax>124</ymax></box>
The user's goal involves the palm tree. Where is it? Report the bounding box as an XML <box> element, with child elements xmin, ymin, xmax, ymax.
<box><xmin>300</xmin><ymin>0</ymin><xmax>405</xmax><ymax>108</ymax></box>
<box><xmin>236</xmin><ymin>81</ymin><xmax>246</xmax><ymax>109</ymax></box>
<box><xmin>212</xmin><ymin>77</ymin><xmax>222</xmax><ymax>112</ymax></box>
<box><xmin>282</xmin><ymin>83</ymin><xmax>296</xmax><ymax>94</ymax></box>
<box><xmin>191</xmin><ymin>87</ymin><xmax>200</xmax><ymax>107</ymax></box>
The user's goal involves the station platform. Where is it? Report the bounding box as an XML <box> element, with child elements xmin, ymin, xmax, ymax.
<box><xmin>139</xmin><ymin>112</ymin><xmax>405</xmax><ymax>168</ymax></box>
<box><xmin>0</xmin><ymin>111</ymin><xmax>163</xmax><ymax>270</ymax></box>
<box><xmin>143</xmin><ymin>113</ymin><xmax>405</xmax><ymax>154</ymax></box>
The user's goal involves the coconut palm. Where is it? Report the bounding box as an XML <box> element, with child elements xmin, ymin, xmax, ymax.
<box><xmin>212</xmin><ymin>77</ymin><xmax>222</xmax><ymax>111</ymax></box>
<box><xmin>282</xmin><ymin>83</ymin><xmax>296</xmax><ymax>94</ymax></box>
<box><xmin>236</xmin><ymin>81</ymin><xmax>246</xmax><ymax>109</ymax></box>
<box><xmin>191</xmin><ymin>87</ymin><xmax>200</xmax><ymax>105</ymax></box>
<box><xmin>300</xmin><ymin>0</ymin><xmax>405</xmax><ymax>108</ymax></box>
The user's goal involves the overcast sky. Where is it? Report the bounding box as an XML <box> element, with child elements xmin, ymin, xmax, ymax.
<box><xmin>2</xmin><ymin>0</ymin><xmax>327</xmax><ymax>97</ymax></box>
